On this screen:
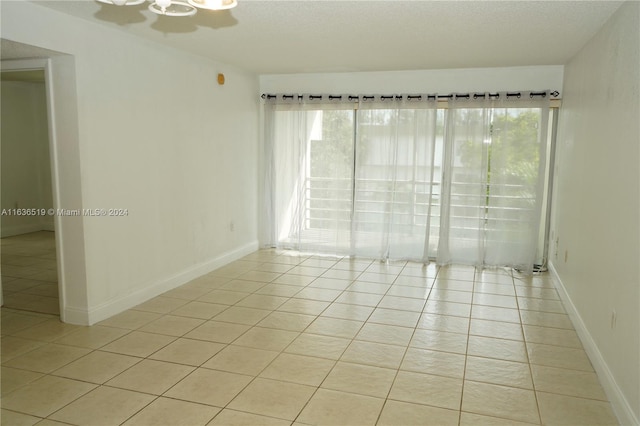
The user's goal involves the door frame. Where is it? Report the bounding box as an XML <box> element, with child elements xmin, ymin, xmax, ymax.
<box><xmin>2</xmin><ymin>57</ymin><xmax>89</xmax><ymax>324</ymax></box>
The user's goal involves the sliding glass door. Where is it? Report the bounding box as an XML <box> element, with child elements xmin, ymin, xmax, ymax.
<box><xmin>263</xmin><ymin>93</ymin><xmax>551</xmax><ymax>271</ymax></box>
<box><xmin>352</xmin><ymin>107</ymin><xmax>441</xmax><ymax>260</ymax></box>
<box><xmin>437</xmin><ymin>98</ymin><xmax>550</xmax><ymax>273</ymax></box>
<box><xmin>306</xmin><ymin>109</ymin><xmax>355</xmax><ymax>251</ymax></box>
<box><xmin>265</xmin><ymin>106</ymin><xmax>356</xmax><ymax>253</ymax></box>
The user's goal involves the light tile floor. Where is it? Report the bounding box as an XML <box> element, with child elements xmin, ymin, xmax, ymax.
<box><xmin>1</xmin><ymin>249</ymin><xmax>620</xmax><ymax>425</ymax></box>
<box><xmin>1</xmin><ymin>231</ymin><xmax>59</xmax><ymax>315</ymax></box>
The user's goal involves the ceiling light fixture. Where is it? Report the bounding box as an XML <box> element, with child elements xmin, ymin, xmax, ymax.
<box><xmin>96</xmin><ymin>0</ymin><xmax>237</xmax><ymax>17</ymax></box>
<box><xmin>97</xmin><ymin>0</ymin><xmax>146</xmax><ymax>5</ymax></box>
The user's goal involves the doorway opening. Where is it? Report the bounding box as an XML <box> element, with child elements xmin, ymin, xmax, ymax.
<box><xmin>1</xmin><ymin>68</ymin><xmax>59</xmax><ymax>316</ymax></box>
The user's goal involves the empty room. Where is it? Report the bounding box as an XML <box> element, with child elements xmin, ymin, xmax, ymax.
<box><xmin>0</xmin><ymin>0</ymin><xmax>638</xmax><ymax>425</ymax></box>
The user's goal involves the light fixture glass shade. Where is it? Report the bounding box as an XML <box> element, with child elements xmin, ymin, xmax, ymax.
<box><xmin>187</xmin><ymin>0</ymin><xmax>237</xmax><ymax>10</ymax></box>
<box><xmin>96</xmin><ymin>0</ymin><xmax>146</xmax><ymax>5</ymax></box>
<box><xmin>148</xmin><ymin>0</ymin><xmax>197</xmax><ymax>16</ymax></box>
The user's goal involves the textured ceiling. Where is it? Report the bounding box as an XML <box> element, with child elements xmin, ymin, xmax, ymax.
<box><xmin>0</xmin><ymin>38</ymin><xmax>64</xmax><ymax>61</ymax></box>
<box><xmin>32</xmin><ymin>0</ymin><xmax>623</xmax><ymax>74</ymax></box>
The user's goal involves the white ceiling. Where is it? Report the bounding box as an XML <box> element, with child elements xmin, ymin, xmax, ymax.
<box><xmin>33</xmin><ymin>0</ymin><xmax>623</xmax><ymax>74</ymax></box>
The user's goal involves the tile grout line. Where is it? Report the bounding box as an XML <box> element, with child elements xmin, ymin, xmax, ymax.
<box><xmin>0</xmin><ymin>248</ymin><xmax>617</xmax><ymax>425</ymax></box>
<box><xmin>203</xmin><ymin>252</ymin><xmax>346</xmax><ymax>424</ymax></box>
<box><xmin>290</xmin><ymin>256</ymin><xmax>401</xmax><ymax>425</ymax></box>
<box><xmin>455</xmin><ymin>265</ymin><xmax>476</xmax><ymax>426</ymax></box>
<box><xmin>373</xmin><ymin>260</ymin><xmax>439</xmax><ymax>426</ymax></box>
<box><xmin>40</xmin><ymin>313</ymin><xmax>208</xmax><ymax>424</ymax></box>
<box><xmin>514</xmin><ymin>268</ymin><xmax>544</xmax><ymax>425</ymax></box>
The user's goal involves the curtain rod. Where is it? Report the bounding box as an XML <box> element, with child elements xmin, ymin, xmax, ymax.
<box><xmin>261</xmin><ymin>91</ymin><xmax>560</xmax><ymax>101</ymax></box>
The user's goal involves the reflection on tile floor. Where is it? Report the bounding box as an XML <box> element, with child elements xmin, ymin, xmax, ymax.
<box><xmin>1</xmin><ymin>231</ymin><xmax>59</xmax><ymax>315</ymax></box>
<box><xmin>0</xmin><ymin>249</ymin><xmax>620</xmax><ymax>425</ymax></box>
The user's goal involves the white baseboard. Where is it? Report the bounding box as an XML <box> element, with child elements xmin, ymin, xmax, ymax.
<box><xmin>61</xmin><ymin>304</ymin><xmax>90</xmax><ymax>325</ymax></box>
<box><xmin>70</xmin><ymin>240</ymin><xmax>259</xmax><ymax>326</ymax></box>
<box><xmin>548</xmin><ymin>262</ymin><xmax>639</xmax><ymax>426</ymax></box>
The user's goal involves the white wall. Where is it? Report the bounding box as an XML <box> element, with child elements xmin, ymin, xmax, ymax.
<box><xmin>550</xmin><ymin>2</ymin><xmax>639</xmax><ymax>424</ymax></box>
<box><xmin>259</xmin><ymin>65</ymin><xmax>564</xmax><ymax>95</ymax></box>
<box><xmin>1</xmin><ymin>1</ymin><xmax>260</xmax><ymax>324</ymax></box>
<box><xmin>1</xmin><ymin>80</ymin><xmax>53</xmax><ymax>237</ymax></box>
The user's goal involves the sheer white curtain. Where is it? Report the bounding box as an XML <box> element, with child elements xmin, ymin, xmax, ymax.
<box><xmin>437</xmin><ymin>97</ymin><xmax>492</xmax><ymax>266</ymax></box>
<box><xmin>352</xmin><ymin>99</ymin><xmax>440</xmax><ymax>260</ymax></box>
<box><xmin>262</xmin><ymin>92</ymin><xmax>550</xmax><ymax>271</ymax></box>
<box><xmin>262</xmin><ymin>98</ymin><xmax>356</xmax><ymax>254</ymax></box>
<box><xmin>262</xmin><ymin>95</ymin><xmax>439</xmax><ymax>261</ymax></box>
<box><xmin>436</xmin><ymin>93</ymin><xmax>550</xmax><ymax>272</ymax></box>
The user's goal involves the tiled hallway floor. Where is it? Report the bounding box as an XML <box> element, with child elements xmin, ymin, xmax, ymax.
<box><xmin>1</xmin><ymin>231</ymin><xmax>59</xmax><ymax>316</ymax></box>
<box><xmin>1</xmin><ymin>250</ymin><xmax>619</xmax><ymax>425</ymax></box>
